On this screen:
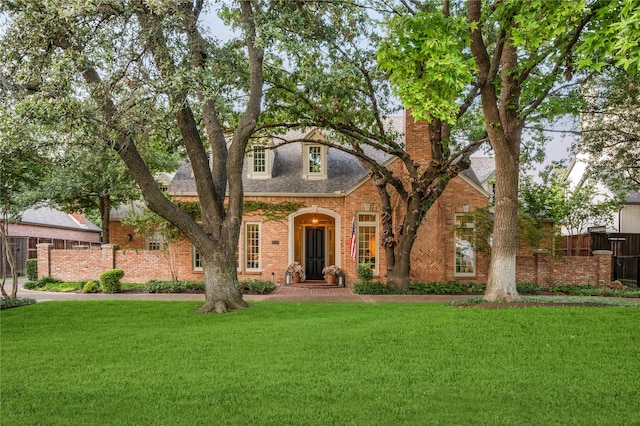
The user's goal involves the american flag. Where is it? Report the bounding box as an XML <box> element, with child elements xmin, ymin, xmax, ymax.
<box><xmin>350</xmin><ymin>217</ymin><xmax>357</xmax><ymax>260</ymax></box>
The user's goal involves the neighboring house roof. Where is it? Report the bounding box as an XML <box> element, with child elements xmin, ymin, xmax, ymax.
<box><xmin>110</xmin><ymin>201</ymin><xmax>146</xmax><ymax>221</ymax></box>
<box><xmin>9</xmin><ymin>207</ymin><xmax>101</xmax><ymax>233</ymax></box>
<box><xmin>625</xmin><ymin>191</ymin><xmax>640</xmax><ymax>205</ymax></box>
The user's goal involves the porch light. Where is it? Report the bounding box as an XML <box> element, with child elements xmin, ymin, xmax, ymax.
<box><xmin>312</xmin><ymin>214</ymin><xmax>319</xmax><ymax>225</ymax></box>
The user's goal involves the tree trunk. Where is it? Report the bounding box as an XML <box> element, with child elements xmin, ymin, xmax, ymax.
<box><xmin>0</xmin><ymin>220</ymin><xmax>18</xmax><ymax>298</ymax></box>
<box><xmin>484</xmin><ymin>147</ymin><xmax>520</xmax><ymax>301</ymax></box>
<box><xmin>99</xmin><ymin>194</ymin><xmax>110</xmax><ymax>244</ymax></box>
<box><xmin>197</xmin><ymin>248</ymin><xmax>248</xmax><ymax>314</ymax></box>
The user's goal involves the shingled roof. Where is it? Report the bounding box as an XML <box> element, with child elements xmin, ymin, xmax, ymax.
<box><xmin>14</xmin><ymin>207</ymin><xmax>101</xmax><ymax>232</ymax></box>
<box><xmin>168</xmin><ymin>121</ymin><xmax>495</xmax><ymax>196</ymax></box>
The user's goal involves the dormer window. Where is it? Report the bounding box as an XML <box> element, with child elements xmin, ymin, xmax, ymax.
<box><xmin>253</xmin><ymin>147</ymin><xmax>266</xmax><ymax>173</ymax></box>
<box><xmin>247</xmin><ymin>143</ymin><xmax>273</xmax><ymax>179</ymax></box>
<box><xmin>303</xmin><ymin>143</ymin><xmax>327</xmax><ymax>180</ymax></box>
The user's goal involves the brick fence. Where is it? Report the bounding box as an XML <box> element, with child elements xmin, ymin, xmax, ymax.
<box><xmin>516</xmin><ymin>250</ymin><xmax>612</xmax><ymax>287</ymax></box>
<box><xmin>37</xmin><ymin>244</ymin><xmax>614</xmax><ymax>287</ymax></box>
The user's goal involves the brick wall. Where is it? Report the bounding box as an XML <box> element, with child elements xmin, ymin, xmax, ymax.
<box><xmin>515</xmin><ymin>250</ymin><xmax>612</xmax><ymax>287</ymax></box>
<box><xmin>37</xmin><ymin>242</ymin><xmax>615</xmax><ymax>288</ymax></box>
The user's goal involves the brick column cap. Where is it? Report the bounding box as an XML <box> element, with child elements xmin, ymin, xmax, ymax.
<box><xmin>36</xmin><ymin>243</ymin><xmax>54</xmax><ymax>248</ymax></box>
<box><xmin>593</xmin><ymin>250</ymin><xmax>613</xmax><ymax>255</ymax></box>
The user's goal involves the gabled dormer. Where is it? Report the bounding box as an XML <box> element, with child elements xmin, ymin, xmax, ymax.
<box><xmin>302</xmin><ymin>129</ymin><xmax>327</xmax><ymax>180</ymax></box>
<box><xmin>247</xmin><ymin>140</ymin><xmax>275</xmax><ymax>179</ymax></box>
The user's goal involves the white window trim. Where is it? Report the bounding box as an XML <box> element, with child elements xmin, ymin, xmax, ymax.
<box><xmin>357</xmin><ymin>212</ymin><xmax>379</xmax><ymax>276</ymax></box>
<box><xmin>245</xmin><ymin>222</ymin><xmax>261</xmax><ymax>272</ymax></box>
<box><xmin>247</xmin><ymin>145</ymin><xmax>273</xmax><ymax>179</ymax></box>
<box><xmin>302</xmin><ymin>143</ymin><xmax>327</xmax><ymax>180</ymax></box>
<box><xmin>454</xmin><ymin>214</ymin><xmax>476</xmax><ymax>277</ymax></box>
<box><xmin>193</xmin><ymin>246</ymin><xmax>202</xmax><ymax>271</ymax></box>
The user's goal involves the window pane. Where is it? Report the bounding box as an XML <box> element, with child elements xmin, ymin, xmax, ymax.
<box><xmin>358</xmin><ymin>213</ymin><xmax>376</xmax><ymax>223</ymax></box>
<box><xmin>357</xmin><ymin>225</ymin><xmax>376</xmax><ymax>269</ymax></box>
<box><xmin>193</xmin><ymin>248</ymin><xmax>202</xmax><ymax>270</ymax></box>
<box><xmin>455</xmin><ymin>216</ymin><xmax>475</xmax><ymax>274</ymax></box>
<box><xmin>309</xmin><ymin>146</ymin><xmax>321</xmax><ymax>173</ymax></box>
<box><xmin>245</xmin><ymin>223</ymin><xmax>260</xmax><ymax>270</ymax></box>
<box><xmin>253</xmin><ymin>148</ymin><xmax>266</xmax><ymax>173</ymax></box>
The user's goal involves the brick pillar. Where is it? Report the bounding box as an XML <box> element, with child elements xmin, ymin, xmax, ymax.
<box><xmin>101</xmin><ymin>244</ymin><xmax>118</xmax><ymax>271</ymax></box>
<box><xmin>593</xmin><ymin>250</ymin><xmax>613</xmax><ymax>286</ymax></box>
<box><xmin>533</xmin><ymin>249</ymin><xmax>552</xmax><ymax>288</ymax></box>
<box><xmin>36</xmin><ymin>243</ymin><xmax>54</xmax><ymax>279</ymax></box>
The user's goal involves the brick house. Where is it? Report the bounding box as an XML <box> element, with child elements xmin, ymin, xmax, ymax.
<box><xmin>108</xmin><ymin>111</ymin><xmax>494</xmax><ymax>285</ymax></box>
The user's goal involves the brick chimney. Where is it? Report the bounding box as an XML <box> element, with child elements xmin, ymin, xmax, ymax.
<box><xmin>403</xmin><ymin>109</ymin><xmax>432</xmax><ymax>165</ymax></box>
<box><xmin>70</xmin><ymin>213</ymin><xmax>86</xmax><ymax>225</ymax></box>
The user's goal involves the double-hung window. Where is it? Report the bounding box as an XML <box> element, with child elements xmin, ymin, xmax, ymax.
<box><xmin>357</xmin><ymin>213</ymin><xmax>378</xmax><ymax>274</ymax></box>
<box><xmin>454</xmin><ymin>214</ymin><xmax>476</xmax><ymax>276</ymax></box>
<box><xmin>245</xmin><ymin>222</ymin><xmax>261</xmax><ymax>271</ymax></box>
<box><xmin>303</xmin><ymin>144</ymin><xmax>327</xmax><ymax>180</ymax></box>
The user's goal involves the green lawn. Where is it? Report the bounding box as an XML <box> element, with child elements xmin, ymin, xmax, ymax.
<box><xmin>2</xmin><ymin>301</ymin><xmax>639</xmax><ymax>425</ymax></box>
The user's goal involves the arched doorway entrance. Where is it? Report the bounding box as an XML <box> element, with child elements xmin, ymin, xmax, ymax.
<box><xmin>289</xmin><ymin>208</ymin><xmax>341</xmax><ymax>281</ymax></box>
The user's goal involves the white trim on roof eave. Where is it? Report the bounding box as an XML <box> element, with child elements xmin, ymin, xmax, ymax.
<box><xmin>344</xmin><ymin>156</ymin><xmax>397</xmax><ymax>196</ymax></box>
<box><xmin>458</xmin><ymin>173</ymin><xmax>491</xmax><ymax>198</ymax></box>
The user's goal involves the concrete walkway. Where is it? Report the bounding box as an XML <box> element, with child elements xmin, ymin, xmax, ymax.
<box><xmin>9</xmin><ymin>279</ymin><xmax>468</xmax><ymax>304</ymax></box>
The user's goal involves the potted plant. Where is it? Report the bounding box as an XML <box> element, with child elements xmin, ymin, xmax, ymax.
<box><xmin>286</xmin><ymin>262</ymin><xmax>305</xmax><ymax>283</ymax></box>
<box><xmin>322</xmin><ymin>265</ymin><xmax>341</xmax><ymax>285</ymax></box>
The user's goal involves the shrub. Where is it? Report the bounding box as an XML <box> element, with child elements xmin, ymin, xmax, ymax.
<box><xmin>245</xmin><ymin>279</ymin><xmax>276</xmax><ymax>294</ymax></box>
<box><xmin>1</xmin><ymin>297</ymin><xmax>36</xmax><ymax>309</ymax></box>
<box><xmin>23</xmin><ymin>281</ymin><xmax>41</xmax><ymax>290</ymax></box>
<box><xmin>24</xmin><ymin>277</ymin><xmax>60</xmax><ymax>290</ymax></box>
<box><xmin>100</xmin><ymin>269</ymin><xmax>124</xmax><ymax>294</ymax></box>
<box><xmin>353</xmin><ymin>281</ymin><xmax>399</xmax><ymax>295</ymax></box>
<box><xmin>25</xmin><ymin>259</ymin><xmax>38</xmax><ymax>281</ymax></box>
<box><xmin>144</xmin><ymin>280</ymin><xmax>204</xmax><ymax>293</ymax></box>
<box><xmin>516</xmin><ymin>283</ymin><xmax>541</xmax><ymax>295</ymax></box>
<box><xmin>357</xmin><ymin>263</ymin><xmax>374</xmax><ymax>283</ymax></box>
<box><xmin>82</xmin><ymin>280</ymin><xmax>100</xmax><ymax>293</ymax></box>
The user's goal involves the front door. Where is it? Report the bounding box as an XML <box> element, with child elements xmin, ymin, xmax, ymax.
<box><xmin>305</xmin><ymin>227</ymin><xmax>325</xmax><ymax>280</ymax></box>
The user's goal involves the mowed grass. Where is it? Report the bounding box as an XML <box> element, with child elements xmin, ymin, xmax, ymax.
<box><xmin>1</xmin><ymin>301</ymin><xmax>639</xmax><ymax>425</ymax></box>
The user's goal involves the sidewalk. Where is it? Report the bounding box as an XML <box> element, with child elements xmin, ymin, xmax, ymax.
<box><xmin>11</xmin><ymin>279</ymin><xmax>467</xmax><ymax>304</ymax></box>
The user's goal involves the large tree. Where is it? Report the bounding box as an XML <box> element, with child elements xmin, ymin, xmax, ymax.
<box><xmin>376</xmin><ymin>0</ymin><xmax>626</xmax><ymax>300</ymax></box>
<box><xmin>1</xmin><ymin>1</ymin><xmax>269</xmax><ymax>313</ymax></box>
<box><xmin>0</xmin><ymin>84</ymin><xmax>48</xmax><ymax>297</ymax></box>
<box><xmin>259</xmin><ymin>1</ymin><xmax>484</xmax><ymax>288</ymax></box>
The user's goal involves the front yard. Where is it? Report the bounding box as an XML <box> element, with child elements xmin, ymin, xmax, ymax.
<box><xmin>1</xmin><ymin>301</ymin><xmax>639</xmax><ymax>424</ymax></box>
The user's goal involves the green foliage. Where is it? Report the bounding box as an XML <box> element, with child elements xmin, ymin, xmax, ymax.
<box><xmin>99</xmin><ymin>269</ymin><xmax>124</xmax><ymax>294</ymax></box>
<box><xmin>23</xmin><ymin>276</ymin><xmax>61</xmax><ymax>290</ymax></box>
<box><xmin>353</xmin><ymin>281</ymin><xmax>397</xmax><ymax>295</ymax></box>
<box><xmin>243</xmin><ymin>201</ymin><xmax>306</xmax><ymax>222</ymax></box>
<box><xmin>378</xmin><ymin>10</ymin><xmax>475</xmax><ymax>124</ymax></box>
<box><xmin>353</xmin><ymin>281</ymin><xmax>541</xmax><ymax>296</ymax></box>
<box><xmin>0</xmin><ymin>297</ymin><xmax>36</xmax><ymax>309</ymax></box>
<box><xmin>516</xmin><ymin>283</ymin><xmax>542</xmax><ymax>295</ymax></box>
<box><xmin>82</xmin><ymin>280</ymin><xmax>100</xmax><ymax>294</ymax></box>
<box><xmin>548</xmin><ymin>285</ymin><xmax>640</xmax><ymax>298</ymax></box>
<box><xmin>356</xmin><ymin>263</ymin><xmax>374</xmax><ymax>283</ymax></box>
<box><xmin>144</xmin><ymin>280</ymin><xmax>205</xmax><ymax>293</ymax></box>
<box><xmin>25</xmin><ymin>259</ymin><xmax>38</xmax><ymax>282</ymax></box>
<box><xmin>245</xmin><ymin>279</ymin><xmax>276</xmax><ymax>295</ymax></box>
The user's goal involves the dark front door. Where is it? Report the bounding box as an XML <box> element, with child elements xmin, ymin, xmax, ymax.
<box><xmin>305</xmin><ymin>227</ymin><xmax>325</xmax><ymax>280</ymax></box>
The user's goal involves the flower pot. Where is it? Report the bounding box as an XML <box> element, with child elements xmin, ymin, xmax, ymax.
<box><xmin>293</xmin><ymin>273</ymin><xmax>301</xmax><ymax>284</ymax></box>
<box><xmin>325</xmin><ymin>274</ymin><xmax>336</xmax><ymax>285</ymax></box>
